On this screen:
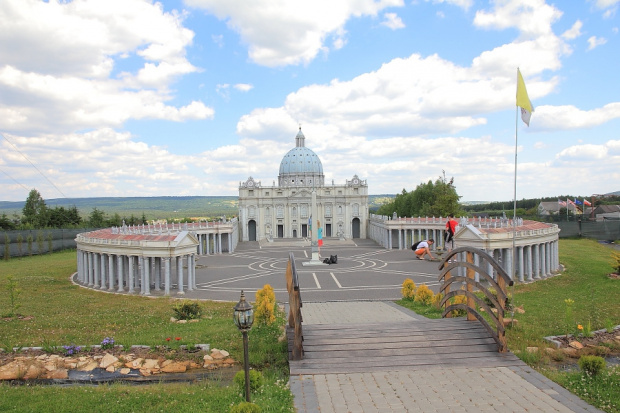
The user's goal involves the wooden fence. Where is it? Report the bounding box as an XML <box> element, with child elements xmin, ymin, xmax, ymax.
<box><xmin>285</xmin><ymin>252</ymin><xmax>304</xmax><ymax>360</ymax></box>
<box><xmin>438</xmin><ymin>246</ymin><xmax>514</xmax><ymax>353</ymax></box>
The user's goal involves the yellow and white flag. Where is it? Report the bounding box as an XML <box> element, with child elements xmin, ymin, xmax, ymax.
<box><xmin>516</xmin><ymin>68</ymin><xmax>534</xmax><ymax>126</ymax></box>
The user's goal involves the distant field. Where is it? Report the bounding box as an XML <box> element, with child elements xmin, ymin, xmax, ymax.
<box><xmin>1</xmin><ymin>194</ymin><xmax>394</xmax><ymax>220</ymax></box>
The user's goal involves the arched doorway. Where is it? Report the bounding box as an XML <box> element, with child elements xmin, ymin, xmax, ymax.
<box><xmin>352</xmin><ymin>218</ymin><xmax>360</xmax><ymax>238</ymax></box>
<box><xmin>248</xmin><ymin>220</ymin><xmax>257</xmax><ymax>241</ymax></box>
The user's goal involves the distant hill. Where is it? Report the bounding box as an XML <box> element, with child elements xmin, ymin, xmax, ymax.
<box><xmin>1</xmin><ymin>194</ymin><xmax>395</xmax><ymax>220</ymax></box>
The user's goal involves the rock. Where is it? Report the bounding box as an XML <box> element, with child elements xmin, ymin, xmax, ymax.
<box><xmin>562</xmin><ymin>348</ymin><xmax>579</xmax><ymax>358</ymax></box>
<box><xmin>170</xmin><ymin>317</ymin><xmax>178</xmax><ymax>322</ymax></box>
<box><xmin>77</xmin><ymin>360</ymin><xmax>99</xmax><ymax>371</ymax></box>
<box><xmin>503</xmin><ymin>318</ymin><xmax>518</xmax><ymax>327</ymax></box>
<box><xmin>211</xmin><ymin>349</ymin><xmax>229</xmax><ymax>359</ymax></box>
<box><xmin>24</xmin><ymin>363</ymin><xmax>44</xmax><ymax>379</ymax></box>
<box><xmin>127</xmin><ymin>358</ymin><xmax>144</xmax><ymax>369</ymax></box>
<box><xmin>526</xmin><ymin>347</ymin><xmax>538</xmax><ymax>353</ymax></box>
<box><xmin>569</xmin><ymin>341</ymin><xmax>584</xmax><ymax>349</ymax></box>
<box><xmin>0</xmin><ymin>361</ymin><xmax>24</xmax><ymax>380</ymax></box>
<box><xmin>120</xmin><ymin>368</ymin><xmax>131</xmax><ymax>375</ymax></box>
<box><xmin>161</xmin><ymin>362</ymin><xmax>187</xmax><ymax>373</ymax></box>
<box><xmin>188</xmin><ymin>319</ymin><xmax>200</xmax><ymax>323</ymax></box>
<box><xmin>106</xmin><ymin>365</ymin><xmax>116</xmax><ymax>373</ymax></box>
<box><xmin>46</xmin><ymin>369</ymin><xmax>68</xmax><ymax>379</ymax></box>
<box><xmin>491</xmin><ymin>308</ymin><xmax>498</xmax><ymax>314</ymax></box>
<box><xmin>544</xmin><ymin>348</ymin><xmax>555</xmax><ymax>354</ymax></box>
<box><xmin>514</xmin><ymin>305</ymin><xmax>525</xmax><ymax>314</ymax></box>
<box><xmin>177</xmin><ymin>319</ymin><xmax>187</xmax><ymax>324</ymax></box>
<box><xmin>142</xmin><ymin>359</ymin><xmax>159</xmax><ymax>370</ymax></box>
<box><xmin>139</xmin><ymin>369</ymin><xmax>152</xmax><ymax>376</ymax></box>
<box><xmin>99</xmin><ymin>353</ymin><xmax>119</xmax><ymax>369</ymax></box>
<box><xmin>203</xmin><ymin>355</ymin><xmax>213</xmax><ymax>361</ymax></box>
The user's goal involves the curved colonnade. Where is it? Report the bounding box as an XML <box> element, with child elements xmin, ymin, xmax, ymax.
<box><xmin>369</xmin><ymin>214</ymin><xmax>561</xmax><ymax>282</ymax></box>
<box><xmin>75</xmin><ymin>219</ymin><xmax>238</xmax><ymax>296</ymax></box>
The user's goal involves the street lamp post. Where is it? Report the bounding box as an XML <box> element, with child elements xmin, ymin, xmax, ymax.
<box><xmin>233</xmin><ymin>291</ymin><xmax>254</xmax><ymax>402</ymax></box>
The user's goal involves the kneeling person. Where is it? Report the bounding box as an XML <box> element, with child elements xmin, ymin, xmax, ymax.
<box><xmin>415</xmin><ymin>239</ymin><xmax>435</xmax><ymax>260</ymax></box>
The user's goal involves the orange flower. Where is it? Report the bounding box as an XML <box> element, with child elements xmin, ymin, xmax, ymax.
<box><xmin>577</xmin><ymin>325</ymin><xmax>583</xmax><ymax>330</ymax></box>
<box><xmin>166</xmin><ymin>337</ymin><xmax>171</xmax><ymax>341</ymax></box>
<box><xmin>175</xmin><ymin>337</ymin><xmax>181</xmax><ymax>341</ymax></box>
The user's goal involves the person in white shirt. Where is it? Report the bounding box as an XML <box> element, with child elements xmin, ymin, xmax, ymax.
<box><xmin>414</xmin><ymin>239</ymin><xmax>435</xmax><ymax>260</ymax></box>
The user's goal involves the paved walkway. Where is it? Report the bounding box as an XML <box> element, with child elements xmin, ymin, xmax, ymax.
<box><xmin>289</xmin><ymin>302</ymin><xmax>603</xmax><ymax>413</ymax></box>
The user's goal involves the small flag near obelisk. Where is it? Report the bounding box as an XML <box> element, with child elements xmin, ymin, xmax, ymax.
<box><xmin>516</xmin><ymin>68</ymin><xmax>534</xmax><ymax>126</ymax></box>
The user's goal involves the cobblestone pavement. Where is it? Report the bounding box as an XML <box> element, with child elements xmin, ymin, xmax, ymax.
<box><xmin>289</xmin><ymin>302</ymin><xmax>604</xmax><ymax>413</ymax></box>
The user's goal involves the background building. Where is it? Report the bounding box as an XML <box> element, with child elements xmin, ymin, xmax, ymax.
<box><xmin>238</xmin><ymin>128</ymin><xmax>369</xmax><ymax>241</ymax></box>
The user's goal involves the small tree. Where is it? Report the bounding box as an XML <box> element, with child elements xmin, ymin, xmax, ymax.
<box><xmin>3</xmin><ymin>233</ymin><xmax>9</xmax><ymax>261</ymax></box>
<box><xmin>47</xmin><ymin>232</ymin><xmax>53</xmax><ymax>253</ymax></box>
<box><xmin>27</xmin><ymin>234</ymin><xmax>33</xmax><ymax>256</ymax></box>
<box><xmin>16</xmin><ymin>234</ymin><xmax>23</xmax><ymax>257</ymax></box>
<box><xmin>36</xmin><ymin>231</ymin><xmax>44</xmax><ymax>255</ymax></box>
<box><xmin>255</xmin><ymin>284</ymin><xmax>277</xmax><ymax>325</ymax></box>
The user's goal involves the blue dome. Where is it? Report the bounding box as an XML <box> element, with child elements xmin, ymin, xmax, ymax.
<box><xmin>279</xmin><ymin>146</ymin><xmax>324</xmax><ymax>175</ymax></box>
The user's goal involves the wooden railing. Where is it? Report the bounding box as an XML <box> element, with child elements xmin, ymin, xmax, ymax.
<box><xmin>438</xmin><ymin>247</ymin><xmax>514</xmax><ymax>353</ymax></box>
<box><xmin>285</xmin><ymin>252</ymin><xmax>304</xmax><ymax>360</ymax></box>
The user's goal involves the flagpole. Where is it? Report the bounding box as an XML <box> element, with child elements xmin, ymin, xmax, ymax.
<box><xmin>512</xmin><ymin>78</ymin><xmax>518</xmax><ymax>283</ymax></box>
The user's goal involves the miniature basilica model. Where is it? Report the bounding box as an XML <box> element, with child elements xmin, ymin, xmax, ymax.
<box><xmin>238</xmin><ymin>128</ymin><xmax>369</xmax><ymax>242</ymax></box>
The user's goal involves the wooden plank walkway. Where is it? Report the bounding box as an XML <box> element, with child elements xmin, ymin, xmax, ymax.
<box><xmin>289</xmin><ymin>318</ymin><xmax>523</xmax><ymax>375</ymax></box>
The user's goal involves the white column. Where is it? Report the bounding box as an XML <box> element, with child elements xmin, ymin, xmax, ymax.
<box><xmin>164</xmin><ymin>257</ymin><xmax>171</xmax><ymax>295</ymax></box>
<box><xmin>505</xmin><ymin>248</ymin><xmax>513</xmax><ymax>280</ymax></box>
<box><xmin>187</xmin><ymin>255</ymin><xmax>194</xmax><ymax>291</ymax></box>
<box><xmin>526</xmin><ymin>245</ymin><xmax>533</xmax><ymax>281</ymax></box>
<box><xmin>117</xmin><ymin>255</ymin><xmax>124</xmax><ymax>292</ymax></box>
<box><xmin>154</xmin><ymin>257</ymin><xmax>161</xmax><ymax>291</ymax></box>
<box><xmin>143</xmin><ymin>257</ymin><xmax>151</xmax><ymax>296</ymax></box>
<box><xmin>533</xmin><ymin>245</ymin><xmax>540</xmax><ymax>279</ymax></box>
<box><xmin>93</xmin><ymin>253</ymin><xmax>100</xmax><ymax>288</ymax></box>
<box><xmin>138</xmin><ymin>256</ymin><xmax>145</xmax><ymax>294</ymax></box>
<box><xmin>108</xmin><ymin>254</ymin><xmax>115</xmax><ymax>291</ymax></box>
<box><xmin>541</xmin><ymin>243</ymin><xmax>547</xmax><ymax>278</ymax></box>
<box><xmin>177</xmin><ymin>256</ymin><xmax>184</xmax><ymax>295</ymax></box>
<box><xmin>518</xmin><ymin>246</ymin><xmax>525</xmax><ymax>282</ymax></box>
<box><xmin>128</xmin><ymin>256</ymin><xmax>135</xmax><ymax>294</ymax></box>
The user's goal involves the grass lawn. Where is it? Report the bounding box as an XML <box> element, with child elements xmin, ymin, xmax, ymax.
<box><xmin>0</xmin><ymin>250</ymin><xmax>294</xmax><ymax>412</ymax></box>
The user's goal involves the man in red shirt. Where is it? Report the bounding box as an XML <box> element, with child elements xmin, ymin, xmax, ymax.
<box><xmin>444</xmin><ymin>215</ymin><xmax>458</xmax><ymax>251</ymax></box>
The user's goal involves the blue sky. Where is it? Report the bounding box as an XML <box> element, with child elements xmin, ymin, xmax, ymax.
<box><xmin>0</xmin><ymin>0</ymin><xmax>619</xmax><ymax>203</ymax></box>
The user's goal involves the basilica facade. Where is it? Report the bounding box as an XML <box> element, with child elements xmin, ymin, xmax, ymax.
<box><xmin>238</xmin><ymin>128</ymin><xmax>369</xmax><ymax>242</ymax></box>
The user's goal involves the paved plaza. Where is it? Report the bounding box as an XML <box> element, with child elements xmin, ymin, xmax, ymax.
<box><xmin>184</xmin><ymin>238</ymin><xmax>443</xmax><ymax>303</ymax></box>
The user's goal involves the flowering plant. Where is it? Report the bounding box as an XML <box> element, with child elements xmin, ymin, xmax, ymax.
<box><xmin>63</xmin><ymin>344</ymin><xmax>82</xmax><ymax>356</ymax></box>
<box><xmin>100</xmin><ymin>337</ymin><xmax>115</xmax><ymax>350</ymax></box>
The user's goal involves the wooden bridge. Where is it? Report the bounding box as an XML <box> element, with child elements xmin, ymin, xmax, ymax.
<box><xmin>289</xmin><ymin>317</ymin><xmax>522</xmax><ymax>375</ymax></box>
<box><xmin>286</xmin><ymin>247</ymin><xmax>523</xmax><ymax>375</ymax></box>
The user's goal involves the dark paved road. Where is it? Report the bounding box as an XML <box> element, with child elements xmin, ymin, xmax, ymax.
<box><xmin>181</xmin><ymin>238</ymin><xmax>444</xmax><ymax>303</ymax></box>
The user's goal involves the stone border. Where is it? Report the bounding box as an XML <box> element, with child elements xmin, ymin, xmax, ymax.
<box><xmin>544</xmin><ymin>325</ymin><xmax>620</xmax><ymax>348</ymax></box>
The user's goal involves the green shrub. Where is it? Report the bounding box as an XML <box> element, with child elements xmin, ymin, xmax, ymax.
<box><xmin>234</xmin><ymin>369</ymin><xmax>264</xmax><ymax>393</ymax></box>
<box><xmin>401</xmin><ymin>278</ymin><xmax>416</xmax><ymax>300</ymax></box>
<box><xmin>172</xmin><ymin>300</ymin><xmax>202</xmax><ymax>320</ymax></box>
<box><xmin>229</xmin><ymin>402</ymin><xmax>262</xmax><ymax>413</ymax></box>
<box><xmin>483</xmin><ymin>287</ymin><xmax>512</xmax><ymax>310</ymax></box>
<box><xmin>578</xmin><ymin>355</ymin><xmax>606</xmax><ymax>376</ymax></box>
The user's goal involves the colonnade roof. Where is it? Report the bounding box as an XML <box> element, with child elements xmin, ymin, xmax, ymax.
<box><xmin>78</xmin><ymin>228</ymin><xmax>180</xmax><ymax>242</ymax></box>
<box><xmin>474</xmin><ymin>220</ymin><xmax>558</xmax><ymax>235</ymax></box>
